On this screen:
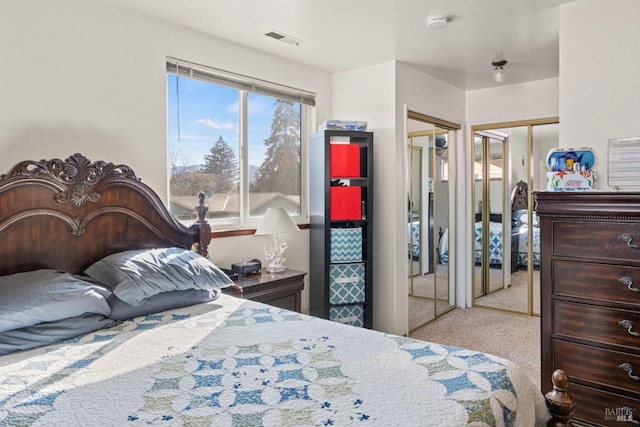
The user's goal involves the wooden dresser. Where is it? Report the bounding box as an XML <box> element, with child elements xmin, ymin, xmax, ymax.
<box><xmin>536</xmin><ymin>192</ymin><xmax>640</xmax><ymax>426</ymax></box>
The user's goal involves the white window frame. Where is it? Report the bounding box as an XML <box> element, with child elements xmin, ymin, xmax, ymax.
<box><xmin>167</xmin><ymin>57</ymin><xmax>314</xmax><ymax>229</ymax></box>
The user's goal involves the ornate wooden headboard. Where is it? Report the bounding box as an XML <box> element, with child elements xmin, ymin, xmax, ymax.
<box><xmin>0</xmin><ymin>153</ymin><xmax>211</xmax><ymax>276</ymax></box>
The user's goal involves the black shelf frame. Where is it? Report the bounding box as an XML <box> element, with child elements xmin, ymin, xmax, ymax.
<box><xmin>309</xmin><ymin>130</ymin><xmax>373</xmax><ymax>328</ymax></box>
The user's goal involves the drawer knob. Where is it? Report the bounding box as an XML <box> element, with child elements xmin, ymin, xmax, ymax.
<box><xmin>619</xmin><ymin>276</ymin><xmax>640</xmax><ymax>293</ymax></box>
<box><xmin>619</xmin><ymin>363</ymin><xmax>640</xmax><ymax>381</ymax></box>
<box><xmin>619</xmin><ymin>320</ymin><xmax>640</xmax><ymax>337</ymax></box>
<box><xmin>619</xmin><ymin>234</ymin><xmax>640</xmax><ymax>249</ymax></box>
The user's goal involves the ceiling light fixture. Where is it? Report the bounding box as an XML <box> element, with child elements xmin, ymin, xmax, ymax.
<box><xmin>426</xmin><ymin>15</ymin><xmax>450</xmax><ymax>30</ymax></box>
<box><xmin>492</xmin><ymin>59</ymin><xmax>507</xmax><ymax>83</ymax></box>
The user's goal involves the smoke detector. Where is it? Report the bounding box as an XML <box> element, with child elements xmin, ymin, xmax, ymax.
<box><xmin>265</xmin><ymin>30</ymin><xmax>304</xmax><ymax>46</ymax></box>
<box><xmin>426</xmin><ymin>16</ymin><xmax>450</xmax><ymax>30</ymax></box>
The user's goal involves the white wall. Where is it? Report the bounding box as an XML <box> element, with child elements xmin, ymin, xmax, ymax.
<box><xmin>331</xmin><ymin>62</ymin><xmax>399</xmax><ymax>333</ymax></box>
<box><xmin>0</xmin><ymin>0</ymin><xmax>332</xmax><ymax>313</ymax></box>
<box><xmin>560</xmin><ymin>0</ymin><xmax>640</xmax><ymax>188</ymax></box>
<box><xmin>466</xmin><ymin>78</ymin><xmax>559</xmax><ymax>126</ymax></box>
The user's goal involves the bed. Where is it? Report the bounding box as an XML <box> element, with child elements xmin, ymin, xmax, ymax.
<box><xmin>511</xmin><ymin>210</ymin><xmax>541</xmax><ymax>267</ymax></box>
<box><xmin>471</xmin><ymin>212</ymin><xmax>541</xmax><ymax>268</ymax></box>
<box><xmin>0</xmin><ymin>154</ymin><xmax>574</xmax><ymax>426</ymax></box>
<box><xmin>442</xmin><ymin>179</ymin><xmax>541</xmax><ymax>269</ymax></box>
<box><xmin>408</xmin><ymin>219</ymin><xmax>420</xmax><ymax>259</ymax></box>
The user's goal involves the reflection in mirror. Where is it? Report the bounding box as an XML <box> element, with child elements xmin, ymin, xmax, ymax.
<box><xmin>407</xmin><ymin>127</ymin><xmax>436</xmax><ymax>330</ymax></box>
<box><xmin>474</xmin><ymin>131</ymin><xmax>510</xmax><ymax>309</ymax></box>
<box><xmin>530</xmin><ymin>123</ymin><xmax>559</xmax><ymax>315</ymax></box>
<box><xmin>472</xmin><ymin>120</ymin><xmax>559</xmax><ymax>316</ymax></box>
<box><xmin>435</xmin><ymin>130</ymin><xmax>453</xmax><ymax>318</ymax></box>
<box><xmin>408</xmin><ymin>144</ymin><xmax>423</xmax><ymax>282</ymax></box>
<box><xmin>407</xmin><ymin>115</ymin><xmax>456</xmax><ymax>332</ymax></box>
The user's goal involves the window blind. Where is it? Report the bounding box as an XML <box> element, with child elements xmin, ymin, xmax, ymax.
<box><xmin>166</xmin><ymin>56</ymin><xmax>316</xmax><ymax>107</ymax></box>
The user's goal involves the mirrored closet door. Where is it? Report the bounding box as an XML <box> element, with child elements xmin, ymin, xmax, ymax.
<box><xmin>407</xmin><ymin>112</ymin><xmax>459</xmax><ymax>332</ymax></box>
<box><xmin>472</xmin><ymin>119</ymin><xmax>559</xmax><ymax>315</ymax></box>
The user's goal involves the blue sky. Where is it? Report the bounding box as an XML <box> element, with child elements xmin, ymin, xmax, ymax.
<box><xmin>167</xmin><ymin>74</ymin><xmax>278</xmax><ymax>169</ymax></box>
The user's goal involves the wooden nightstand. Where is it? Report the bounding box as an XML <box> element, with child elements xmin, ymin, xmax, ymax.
<box><xmin>222</xmin><ymin>269</ymin><xmax>306</xmax><ymax>313</ymax></box>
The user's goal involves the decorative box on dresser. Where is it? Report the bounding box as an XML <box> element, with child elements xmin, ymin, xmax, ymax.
<box><xmin>535</xmin><ymin>191</ymin><xmax>640</xmax><ymax>426</ymax></box>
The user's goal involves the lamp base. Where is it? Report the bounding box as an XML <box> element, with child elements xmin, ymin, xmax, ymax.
<box><xmin>263</xmin><ymin>235</ymin><xmax>288</xmax><ymax>275</ymax></box>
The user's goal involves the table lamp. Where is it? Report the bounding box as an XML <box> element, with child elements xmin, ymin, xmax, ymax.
<box><xmin>254</xmin><ymin>207</ymin><xmax>300</xmax><ymax>273</ymax></box>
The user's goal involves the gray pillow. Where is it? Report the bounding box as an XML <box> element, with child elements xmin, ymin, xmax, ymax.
<box><xmin>107</xmin><ymin>288</ymin><xmax>219</xmax><ymax>321</ymax></box>
<box><xmin>85</xmin><ymin>248</ymin><xmax>233</xmax><ymax>306</ymax></box>
<box><xmin>0</xmin><ymin>313</ymin><xmax>117</xmax><ymax>355</ymax></box>
<box><xmin>0</xmin><ymin>269</ymin><xmax>112</xmax><ymax>333</ymax></box>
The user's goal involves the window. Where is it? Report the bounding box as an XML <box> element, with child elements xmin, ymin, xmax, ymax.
<box><xmin>166</xmin><ymin>57</ymin><xmax>315</xmax><ymax>228</ymax></box>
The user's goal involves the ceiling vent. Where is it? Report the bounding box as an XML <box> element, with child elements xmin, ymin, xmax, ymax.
<box><xmin>265</xmin><ymin>30</ymin><xmax>304</xmax><ymax>47</ymax></box>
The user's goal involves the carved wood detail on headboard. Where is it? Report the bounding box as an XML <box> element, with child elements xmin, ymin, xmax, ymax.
<box><xmin>0</xmin><ymin>153</ymin><xmax>210</xmax><ymax>276</ymax></box>
<box><xmin>0</xmin><ymin>153</ymin><xmax>138</xmax><ymax>206</ymax></box>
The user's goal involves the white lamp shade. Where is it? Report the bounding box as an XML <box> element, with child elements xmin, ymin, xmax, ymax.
<box><xmin>255</xmin><ymin>207</ymin><xmax>300</xmax><ymax>235</ymax></box>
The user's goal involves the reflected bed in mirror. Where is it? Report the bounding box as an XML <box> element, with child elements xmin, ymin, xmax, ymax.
<box><xmin>472</xmin><ymin>120</ymin><xmax>558</xmax><ymax>315</ymax></box>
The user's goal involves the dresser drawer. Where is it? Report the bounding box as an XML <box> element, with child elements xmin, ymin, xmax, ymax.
<box><xmin>553</xmin><ymin>260</ymin><xmax>640</xmax><ymax>307</ymax></box>
<box><xmin>554</xmin><ymin>340</ymin><xmax>640</xmax><ymax>396</ymax></box>
<box><xmin>552</xmin><ymin>220</ymin><xmax>640</xmax><ymax>262</ymax></box>
<box><xmin>568</xmin><ymin>382</ymin><xmax>639</xmax><ymax>426</ymax></box>
<box><xmin>554</xmin><ymin>301</ymin><xmax>640</xmax><ymax>350</ymax></box>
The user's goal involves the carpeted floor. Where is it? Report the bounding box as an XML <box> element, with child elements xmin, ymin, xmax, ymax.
<box><xmin>408</xmin><ymin>263</ymin><xmax>454</xmax><ymax>331</ymax></box>
<box><xmin>474</xmin><ymin>267</ymin><xmax>541</xmax><ymax>314</ymax></box>
<box><xmin>409</xmin><ymin>306</ymin><xmax>543</xmax><ymax>391</ymax></box>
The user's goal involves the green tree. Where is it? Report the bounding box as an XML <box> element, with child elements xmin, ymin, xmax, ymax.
<box><xmin>171</xmin><ymin>171</ymin><xmax>216</xmax><ymax>197</ymax></box>
<box><xmin>202</xmin><ymin>135</ymin><xmax>239</xmax><ymax>192</ymax></box>
<box><xmin>254</xmin><ymin>100</ymin><xmax>300</xmax><ymax>194</ymax></box>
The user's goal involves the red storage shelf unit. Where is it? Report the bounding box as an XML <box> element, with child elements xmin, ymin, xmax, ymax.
<box><xmin>309</xmin><ymin>130</ymin><xmax>373</xmax><ymax>328</ymax></box>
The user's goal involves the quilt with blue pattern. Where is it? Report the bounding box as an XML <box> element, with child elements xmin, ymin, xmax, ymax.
<box><xmin>0</xmin><ymin>294</ymin><xmax>549</xmax><ymax>426</ymax></box>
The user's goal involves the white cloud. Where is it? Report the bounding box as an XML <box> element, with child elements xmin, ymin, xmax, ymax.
<box><xmin>170</xmin><ymin>133</ymin><xmax>211</xmax><ymax>141</ymax></box>
<box><xmin>197</xmin><ymin>118</ymin><xmax>234</xmax><ymax>130</ymax></box>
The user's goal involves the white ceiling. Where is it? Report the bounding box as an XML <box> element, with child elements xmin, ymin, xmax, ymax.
<box><xmin>99</xmin><ymin>0</ymin><xmax>577</xmax><ymax>91</ymax></box>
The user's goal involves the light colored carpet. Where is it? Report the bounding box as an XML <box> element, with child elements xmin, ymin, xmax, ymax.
<box><xmin>409</xmin><ymin>306</ymin><xmax>542</xmax><ymax>391</ymax></box>
<box><xmin>408</xmin><ymin>263</ymin><xmax>454</xmax><ymax>331</ymax></box>
<box><xmin>474</xmin><ymin>266</ymin><xmax>541</xmax><ymax>314</ymax></box>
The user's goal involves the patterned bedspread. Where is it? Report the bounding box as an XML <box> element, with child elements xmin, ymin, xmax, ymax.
<box><xmin>513</xmin><ymin>225</ymin><xmax>541</xmax><ymax>267</ymax></box>
<box><xmin>0</xmin><ymin>295</ymin><xmax>550</xmax><ymax>426</ymax></box>
<box><xmin>408</xmin><ymin>220</ymin><xmax>420</xmax><ymax>259</ymax></box>
<box><xmin>474</xmin><ymin>221</ymin><xmax>504</xmax><ymax>265</ymax></box>
<box><xmin>472</xmin><ymin>223</ymin><xmax>541</xmax><ymax>268</ymax></box>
